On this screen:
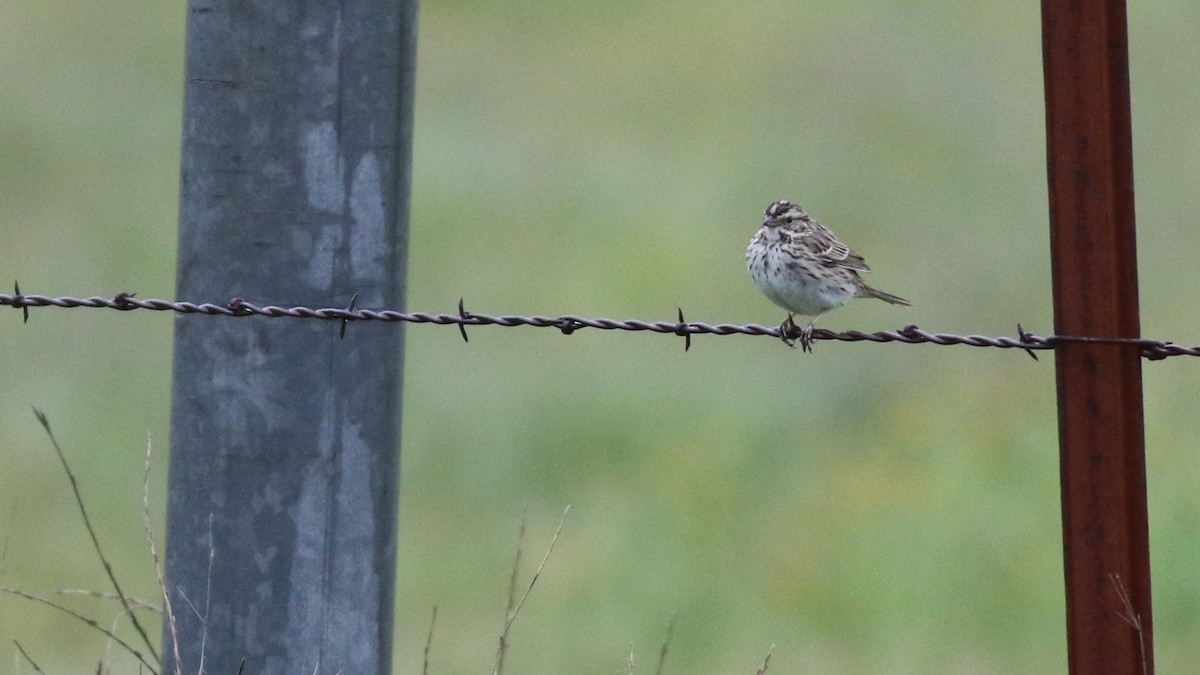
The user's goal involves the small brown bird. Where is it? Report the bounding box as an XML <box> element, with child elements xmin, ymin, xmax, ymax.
<box><xmin>746</xmin><ymin>200</ymin><xmax>910</xmax><ymax>351</ymax></box>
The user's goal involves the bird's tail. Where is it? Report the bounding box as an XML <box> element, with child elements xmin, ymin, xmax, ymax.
<box><xmin>862</xmin><ymin>285</ymin><xmax>912</xmax><ymax>307</ymax></box>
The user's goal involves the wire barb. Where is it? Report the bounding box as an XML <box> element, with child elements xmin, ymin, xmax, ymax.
<box><xmin>227</xmin><ymin>297</ymin><xmax>248</xmax><ymax>316</ymax></box>
<box><xmin>675</xmin><ymin>307</ymin><xmax>692</xmax><ymax>352</ymax></box>
<box><xmin>13</xmin><ymin>280</ymin><xmax>30</xmax><ymax>324</ymax></box>
<box><xmin>457</xmin><ymin>298</ymin><xmax>470</xmax><ymax>343</ymax></box>
<box><xmin>340</xmin><ymin>293</ymin><xmax>359</xmax><ymax>340</ymax></box>
<box><xmin>1016</xmin><ymin>323</ymin><xmax>1040</xmax><ymax>361</ymax></box>
<box><xmin>2</xmin><ymin>290</ymin><xmax>1199</xmax><ymax>359</ymax></box>
<box><xmin>113</xmin><ymin>292</ymin><xmax>138</xmax><ymax>310</ymax></box>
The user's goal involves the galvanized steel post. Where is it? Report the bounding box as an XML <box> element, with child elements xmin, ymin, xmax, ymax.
<box><xmin>165</xmin><ymin>1</ymin><xmax>417</xmax><ymax>672</ymax></box>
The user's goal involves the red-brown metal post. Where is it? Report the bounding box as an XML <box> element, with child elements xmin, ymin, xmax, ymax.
<box><xmin>1041</xmin><ymin>1</ymin><xmax>1153</xmax><ymax>673</ymax></box>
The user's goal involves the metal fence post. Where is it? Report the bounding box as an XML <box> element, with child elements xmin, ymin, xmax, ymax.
<box><xmin>164</xmin><ymin>1</ymin><xmax>417</xmax><ymax>672</ymax></box>
<box><xmin>1041</xmin><ymin>1</ymin><xmax>1153</xmax><ymax>672</ymax></box>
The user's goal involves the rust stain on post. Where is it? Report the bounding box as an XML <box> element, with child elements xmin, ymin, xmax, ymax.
<box><xmin>1041</xmin><ymin>1</ymin><xmax>1153</xmax><ymax>673</ymax></box>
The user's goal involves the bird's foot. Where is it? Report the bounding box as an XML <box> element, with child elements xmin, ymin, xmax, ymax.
<box><xmin>778</xmin><ymin>315</ymin><xmax>797</xmax><ymax>348</ymax></box>
<box><xmin>799</xmin><ymin>322</ymin><xmax>816</xmax><ymax>353</ymax></box>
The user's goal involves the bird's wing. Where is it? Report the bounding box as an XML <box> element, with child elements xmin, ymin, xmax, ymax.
<box><xmin>802</xmin><ymin>224</ymin><xmax>872</xmax><ymax>272</ymax></box>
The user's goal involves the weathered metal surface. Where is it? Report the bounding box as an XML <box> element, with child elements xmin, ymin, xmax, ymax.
<box><xmin>1041</xmin><ymin>1</ymin><xmax>1153</xmax><ymax>672</ymax></box>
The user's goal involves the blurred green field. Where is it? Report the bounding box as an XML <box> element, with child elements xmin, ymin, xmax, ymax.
<box><xmin>3</xmin><ymin>1</ymin><xmax>1200</xmax><ymax>672</ymax></box>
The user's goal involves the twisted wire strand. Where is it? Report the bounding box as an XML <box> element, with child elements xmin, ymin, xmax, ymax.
<box><xmin>2</xmin><ymin>291</ymin><xmax>1196</xmax><ymax>360</ymax></box>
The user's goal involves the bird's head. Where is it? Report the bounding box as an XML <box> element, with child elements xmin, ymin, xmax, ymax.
<box><xmin>763</xmin><ymin>200</ymin><xmax>809</xmax><ymax>228</ymax></box>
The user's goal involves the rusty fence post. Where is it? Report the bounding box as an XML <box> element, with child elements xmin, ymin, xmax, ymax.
<box><xmin>1041</xmin><ymin>1</ymin><xmax>1153</xmax><ymax>673</ymax></box>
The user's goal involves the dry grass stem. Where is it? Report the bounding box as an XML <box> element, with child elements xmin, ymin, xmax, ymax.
<box><xmin>1109</xmin><ymin>574</ymin><xmax>1149</xmax><ymax>675</ymax></box>
<box><xmin>422</xmin><ymin>606</ymin><xmax>437</xmax><ymax>675</ymax></box>
<box><xmin>33</xmin><ymin>408</ymin><xmax>160</xmax><ymax>667</ymax></box>
<box><xmin>143</xmin><ymin>433</ymin><xmax>182</xmax><ymax>675</ymax></box>
<box><xmin>654</xmin><ymin>617</ymin><xmax>675</xmax><ymax>675</ymax></box>
<box><xmin>755</xmin><ymin>644</ymin><xmax>774</xmax><ymax>675</ymax></box>
<box><xmin>13</xmin><ymin>640</ymin><xmax>46</xmax><ymax>674</ymax></box>
<box><xmin>194</xmin><ymin>514</ymin><xmax>216</xmax><ymax>674</ymax></box>
<box><xmin>56</xmin><ymin>589</ymin><xmax>161</xmax><ymax>613</ymax></box>
<box><xmin>95</xmin><ymin>593</ymin><xmax>159</xmax><ymax>671</ymax></box>
<box><xmin>493</xmin><ymin>504</ymin><xmax>571</xmax><ymax>675</ymax></box>
<box><xmin>54</xmin><ymin>573</ymin><xmax>160</xmax><ymax>664</ymax></box>
<box><xmin>0</xmin><ymin>585</ymin><xmax>157</xmax><ymax>673</ymax></box>
<box><xmin>493</xmin><ymin>512</ymin><xmax>526</xmax><ymax>675</ymax></box>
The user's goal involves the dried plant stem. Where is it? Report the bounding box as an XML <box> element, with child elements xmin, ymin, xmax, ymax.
<box><xmin>143</xmin><ymin>433</ymin><xmax>182</xmax><ymax>675</ymax></box>
<box><xmin>197</xmin><ymin>514</ymin><xmax>215</xmax><ymax>674</ymax></box>
<box><xmin>0</xmin><ymin>586</ymin><xmax>157</xmax><ymax>673</ymax></box>
<box><xmin>755</xmin><ymin>644</ymin><xmax>775</xmax><ymax>675</ymax></box>
<box><xmin>493</xmin><ymin>514</ymin><xmax>525</xmax><ymax>675</ymax></box>
<box><xmin>55</xmin><ymin>589</ymin><xmax>160</xmax><ymax>612</ymax></box>
<box><xmin>422</xmin><ymin>606</ymin><xmax>437</xmax><ymax>675</ymax></box>
<box><xmin>1110</xmin><ymin>574</ymin><xmax>1149</xmax><ymax>675</ymax></box>
<box><xmin>33</xmin><ymin>408</ymin><xmax>160</xmax><ymax>666</ymax></box>
<box><xmin>13</xmin><ymin>640</ymin><xmax>46</xmax><ymax>674</ymax></box>
<box><xmin>493</xmin><ymin>505</ymin><xmax>570</xmax><ymax>675</ymax></box>
<box><xmin>654</xmin><ymin>617</ymin><xmax>675</xmax><ymax>675</ymax></box>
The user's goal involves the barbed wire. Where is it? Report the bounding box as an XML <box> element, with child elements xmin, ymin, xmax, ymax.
<box><xmin>3</xmin><ymin>286</ymin><xmax>1197</xmax><ymax>360</ymax></box>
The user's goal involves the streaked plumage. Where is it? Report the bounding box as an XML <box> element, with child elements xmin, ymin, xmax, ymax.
<box><xmin>746</xmin><ymin>200</ymin><xmax>910</xmax><ymax>351</ymax></box>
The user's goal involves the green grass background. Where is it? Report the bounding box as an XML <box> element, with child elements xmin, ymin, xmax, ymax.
<box><xmin>3</xmin><ymin>1</ymin><xmax>1200</xmax><ymax>672</ymax></box>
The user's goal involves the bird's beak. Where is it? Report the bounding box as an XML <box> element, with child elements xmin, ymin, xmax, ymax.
<box><xmin>762</xmin><ymin>216</ymin><xmax>778</xmax><ymax>228</ymax></box>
